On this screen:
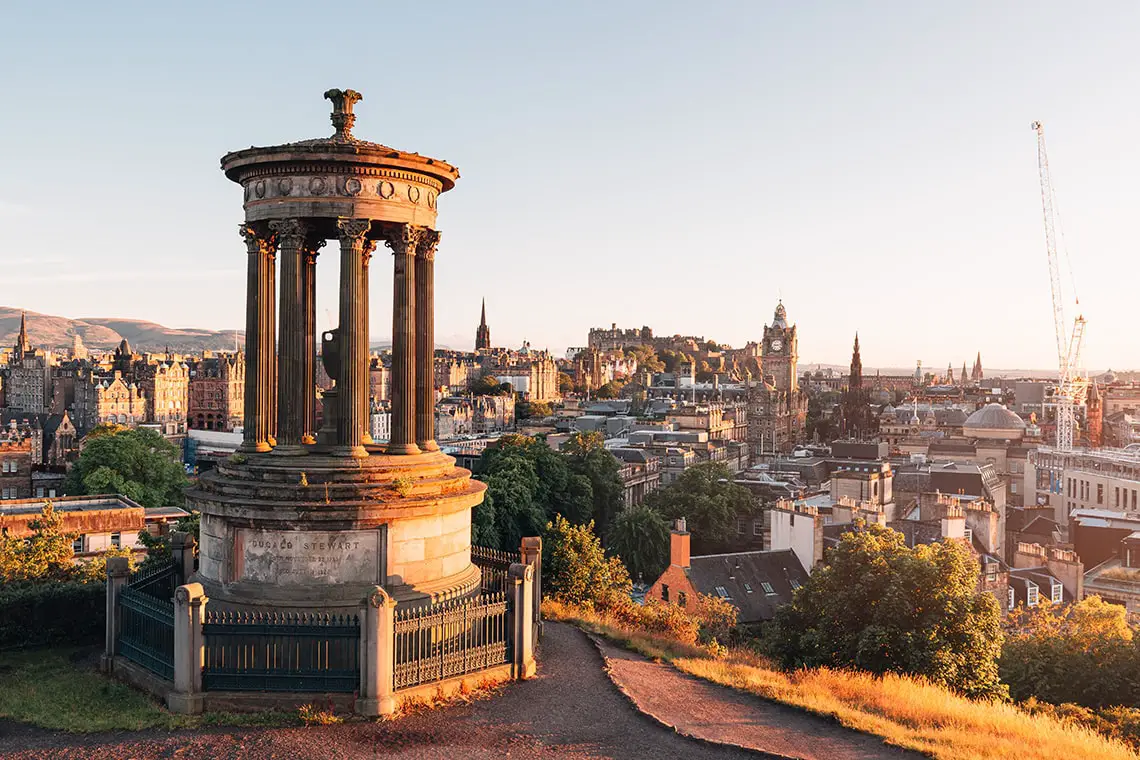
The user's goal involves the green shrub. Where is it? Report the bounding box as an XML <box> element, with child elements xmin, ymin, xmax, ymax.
<box><xmin>0</xmin><ymin>581</ymin><xmax>104</xmax><ymax>649</ymax></box>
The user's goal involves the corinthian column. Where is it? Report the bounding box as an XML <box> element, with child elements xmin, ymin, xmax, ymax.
<box><xmin>384</xmin><ymin>225</ymin><xmax>421</xmax><ymax>455</ymax></box>
<box><xmin>415</xmin><ymin>230</ymin><xmax>441</xmax><ymax>452</ymax></box>
<box><xmin>269</xmin><ymin>219</ymin><xmax>307</xmax><ymax>454</ymax></box>
<box><xmin>301</xmin><ymin>239</ymin><xmax>324</xmax><ymax>444</ymax></box>
<box><xmin>334</xmin><ymin>218</ymin><xmax>373</xmax><ymax>457</ymax></box>
<box><xmin>238</xmin><ymin>224</ymin><xmax>276</xmax><ymax>453</ymax></box>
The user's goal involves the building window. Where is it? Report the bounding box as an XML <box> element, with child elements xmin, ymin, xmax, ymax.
<box><xmin>736</xmin><ymin>518</ymin><xmax>746</xmax><ymax>535</ymax></box>
<box><xmin>1117</xmin><ymin>487</ymin><xmax>1122</xmax><ymax>507</ymax></box>
<box><xmin>753</xmin><ymin>520</ymin><xmax>763</xmax><ymax>537</ymax></box>
<box><xmin>72</xmin><ymin>535</ymin><xmax>84</xmax><ymax>554</ymax></box>
<box><xmin>110</xmin><ymin>532</ymin><xmax>121</xmax><ymax>548</ymax></box>
<box><xmin>743</xmin><ymin>583</ymin><xmax>753</xmax><ymax>594</ymax></box>
<box><xmin>714</xmin><ymin>586</ymin><xmax>730</xmax><ymax>599</ymax></box>
<box><xmin>1098</xmin><ymin>484</ymin><xmax>1104</xmax><ymax>505</ymax></box>
<box><xmin>1051</xmin><ymin>582</ymin><xmax>1063</xmax><ymax>604</ymax></box>
<box><xmin>761</xmin><ymin>581</ymin><xmax>776</xmax><ymax>595</ymax></box>
<box><xmin>1008</xmin><ymin>587</ymin><xmax>1015</xmax><ymax>611</ymax></box>
<box><xmin>1027</xmin><ymin>584</ymin><xmax>1039</xmax><ymax>607</ymax></box>
<box><xmin>677</xmin><ymin>591</ymin><xmax>687</xmax><ymax>608</ymax></box>
<box><xmin>790</xmin><ymin>579</ymin><xmax>801</xmax><ymax>590</ymax></box>
<box><xmin>661</xmin><ymin>584</ymin><xmax>669</xmax><ymax>602</ymax></box>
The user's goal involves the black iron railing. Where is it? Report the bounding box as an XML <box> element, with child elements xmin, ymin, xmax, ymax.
<box><xmin>470</xmin><ymin>546</ymin><xmax>520</xmax><ymax>594</ymax></box>
<box><xmin>118</xmin><ymin>585</ymin><xmax>175</xmax><ymax>679</ymax></box>
<box><xmin>202</xmin><ymin>610</ymin><xmax>360</xmax><ymax>693</ymax></box>
<box><xmin>393</xmin><ymin>592</ymin><xmax>510</xmax><ymax>691</ymax></box>
<box><xmin>128</xmin><ymin>559</ymin><xmax>178</xmax><ymax>600</ymax></box>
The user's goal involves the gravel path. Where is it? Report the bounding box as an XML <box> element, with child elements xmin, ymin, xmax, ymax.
<box><xmin>0</xmin><ymin>623</ymin><xmax>756</xmax><ymax>760</ymax></box>
<box><xmin>593</xmin><ymin>637</ymin><xmax>926</xmax><ymax>760</ymax></box>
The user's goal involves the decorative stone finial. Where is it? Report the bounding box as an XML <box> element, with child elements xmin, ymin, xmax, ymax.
<box><xmin>324</xmin><ymin>88</ymin><xmax>363</xmax><ymax>140</ymax></box>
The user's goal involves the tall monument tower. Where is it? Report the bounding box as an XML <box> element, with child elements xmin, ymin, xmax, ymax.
<box><xmin>475</xmin><ymin>299</ymin><xmax>491</xmax><ymax>351</ymax></box>
<box><xmin>762</xmin><ymin>301</ymin><xmax>798</xmax><ymax>394</ymax></box>
<box><xmin>188</xmin><ymin>90</ymin><xmax>485</xmax><ymax>612</ymax></box>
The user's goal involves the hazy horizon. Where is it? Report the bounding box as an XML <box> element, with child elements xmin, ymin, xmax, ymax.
<box><xmin>3</xmin><ymin>2</ymin><xmax>1139</xmax><ymax>370</ymax></box>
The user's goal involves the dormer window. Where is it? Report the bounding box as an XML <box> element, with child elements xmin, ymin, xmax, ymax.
<box><xmin>715</xmin><ymin>586</ymin><xmax>730</xmax><ymax>599</ymax></box>
<box><xmin>1027</xmin><ymin>583</ymin><xmax>1039</xmax><ymax>607</ymax></box>
<box><xmin>1008</xmin><ymin>587</ymin><xmax>1015</xmax><ymax>611</ymax></box>
<box><xmin>761</xmin><ymin>582</ymin><xmax>776</xmax><ymax>595</ymax></box>
<box><xmin>1051</xmin><ymin>582</ymin><xmax>1063</xmax><ymax>604</ymax></box>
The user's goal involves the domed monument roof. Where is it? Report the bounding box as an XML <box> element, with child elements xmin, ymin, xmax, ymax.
<box><xmin>963</xmin><ymin>403</ymin><xmax>1026</xmax><ymax>440</ymax></box>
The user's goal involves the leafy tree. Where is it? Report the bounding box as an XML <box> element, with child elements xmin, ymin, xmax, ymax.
<box><xmin>594</xmin><ymin>380</ymin><xmax>625</xmax><ymax>399</ymax></box>
<box><xmin>544</xmin><ymin>515</ymin><xmax>631</xmax><ymax>607</ymax></box>
<box><xmin>557</xmin><ymin>372</ymin><xmax>574</xmax><ymax>395</ymax></box>
<box><xmin>516</xmin><ymin>400</ymin><xmax>553</xmax><ymax>420</ymax></box>
<box><xmin>767</xmin><ymin>525</ymin><xmax>1006</xmax><ymax>699</ymax></box>
<box><xmin>469</xmin><ymin>374</ymin><xmax>511</xmax><ymax>396</ymax></box>
<box><xmin>0</xmin><ymin>502</ymin><xmax>134</xmax><ymax>583</ymax></box>
<box><xmin>608</xmin><ymin>503</ymin><xmax>670</xmax><ymax>582</ymax></box>
<box><xmin>645</xmin><ymin>462</ymin><xmax>753</xmax><ymax>553</ymax></box>
<box><xmin>1001</xmin><ymin>596</ymin><xmax>1139</xmax><ymax>708</ymax></box>
<box><xmin>64</xmin><ymin>427</ymin><xmax>187</xmax><ymax>509</ymax></box>
<box><xmin>624</xmin><ymin>344</ymin><xmax>664</xmax><ymax>373</ymax></box>
<box><xmin>561</xmin><ymin>432</ymin><xmax>624</xmax><ymax>537</ymax></box>
<box><xmin>473</xmin><ymin>435</ymin><xmax>593</xmax><ymax>550</ymax></box>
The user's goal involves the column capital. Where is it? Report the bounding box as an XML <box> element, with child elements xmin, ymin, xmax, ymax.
<box><xmin>362</xmin><ymin>238</ymin><xmax>377</xmax><ymax>264</ymax></box>
<box><xmin>382</xmin><ymin>224</ymin><xmax>426</xmax><ymax>257</ymax></box>
<box><xmin>337</xmin><ymin>217</ymin><xmax>372</xmax><ymax>244</ymax></box>
<box><xmin>239</xmin><ymin>224</ymin><xmax>276</xmax><ymax>256</ymax></box>
<box><xmin>415</xmin><ymin>229</ymin><xmax>441</xmax><ymax>260</ymax></box>
<box><xmin>268</xmin><ymin>218</ymin><xmax>309</xmax><ymax>247</ymax></box>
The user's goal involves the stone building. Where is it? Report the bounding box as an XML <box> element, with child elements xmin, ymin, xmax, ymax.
<box><xmin>747</xmin><ymin>302</ymin><xmax>808</xmax><ymax>455</ymax></box>
<box><xmin>0</xmin><ymin>421</ymin><xmax>34</xmax><ymax>500</ymax></box>
<box><xmin>89</xmin><ymin>371</ymin><xmax>147</xmax><ymax>428</ymax></box>
<box><xmin>485</xmin><ymin>344</ymin><xmax>559</xmax><ymax>402</ymax></box>
<box><xmin>187</xmin><ymin>353</ymin><xmax>245</xmax><ymax>432</ymax></box>
<box><xmin>139</xmin><ymin>360</ymin><xmax>189</xmax><ymax>435</ymax></box>
<box><xmin>587</xmin><ymin>323</ymin><xmax>652</xmax><ymax>352</ymax></box>
<box><xmin>839</xmin><ymin>333</ymin><xmax>874</xmax><ymax>440</ymax></box>
<box><xmin>2</xmin><ymin>313</ymin><xmax>50</xmax><ymax>415</ymax></box>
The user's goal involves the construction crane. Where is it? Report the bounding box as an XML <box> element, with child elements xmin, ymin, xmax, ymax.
<box><xmin>1031</xmin><ymin>121</ymin><xmax>1088</xmax><ymax>451</ymax></box>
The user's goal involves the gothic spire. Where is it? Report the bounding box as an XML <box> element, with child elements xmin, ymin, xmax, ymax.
<box><xmin>475</xmin><ymin>298</ymin><xmax>491</xmax><ymax>351</ymax></box>
<box><xmin>15</xmin><ymin>310</ymin><xmax>30</xmax><ymax>356</ymax></box>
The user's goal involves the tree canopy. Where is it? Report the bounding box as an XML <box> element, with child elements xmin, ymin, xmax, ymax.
<box><xmin>607</xmin><ymin>503</ymin><xmax>670</xmax><ymax>583</ymax></box>
<box><xmin>469</xmin><ymin>374</ymin><xmax>512</xmax><ymax>396</ymax></box>
<box><xmin>0</xmin><ymin>502</ymin><xmax>132</xmax><ymax>584</ymax></box>
<box><xmin>1001</xmin><ymin>596</ymin><xmax>1138</xmax><ymax>708</ymax></box>
<box><xmin>644</xmin><ymin>462</ymin><xmax>753</xmax><ymax>553</ymax></box>
<box><xmin>544</xmin><ymin>514</ymin><xmax>631</xmax><ymax>607</ymax></box>
<box><xmin>560</xmin><ymin>432</ymin><xmax>624</xmax><ymax>538</ymax></box>
<box><xmin>593</xmin><ymin>380</ymin><xmax>625</xmax><ymax>399</ymax></box>
<box><xmin>64</xmin><ymin>427</ymin><xmax>187</xmax><ymax>509</ymax></box>
<box><xmin>767</xmin><ymin>525</ymin><xmax>1006</xmax><ymax>700</ymax></box>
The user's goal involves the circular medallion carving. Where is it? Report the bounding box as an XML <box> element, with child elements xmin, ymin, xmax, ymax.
<box><xmin>309</xmin><ymin>177</ymin><xmax>327</xmax><ymax>195</ymax></box>
<box><xmin>244</xmin><ymin>184</ymin><xmax>252</xmax><ymax>201</ymax></box>
<box><xmin>344</xmin><ymin>177</ymin><xmax>362</xmax><ymax>196</ymax></box>
<box><xmin>427</xmin><ymin>192</ymin><xmax>436</xmax><ymax>209</ymax></box>
<box><xmin>407</xmin><ymin>185</ymin><xmax>421</xmax><ymax>204</ymax></box>
<box><xmin>254</xmin><ymin>180</ymin><xmax>266</xmax><ymax>199</ymax></box>
<box><xmin>278</xmin><ymin>178</ymin><xmax>294</xmax><ymax>195</ymax></box>
<box><xmin>378</xmin><ymin>181</ymin><xmax>395</xmax><ymax>199</ymax></box>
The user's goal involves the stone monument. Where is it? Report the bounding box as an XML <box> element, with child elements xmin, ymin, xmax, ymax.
<box><xmin>188</xmin><ymin>89</ymin><xmax>485</xmax><ymax>612</ymax></box>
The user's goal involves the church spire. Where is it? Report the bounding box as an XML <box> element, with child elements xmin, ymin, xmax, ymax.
<box><xmin>475</xmin><ymin>298</ymin><xmax>491</xmax><ymax>351</ymax></box>
<box><xmin>15</xmin><ymin>310</ymin><xmax>30</xmax><ymax>357</ymax></box>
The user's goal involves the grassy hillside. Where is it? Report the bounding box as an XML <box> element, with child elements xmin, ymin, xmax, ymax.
<box><xmin>0</xmin><ymin>308</ymin><xmax>242</xmax><ymax>353</ymax></box>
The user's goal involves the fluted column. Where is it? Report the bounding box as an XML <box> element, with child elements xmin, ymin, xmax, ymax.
<box><xmin>301</xmin><ymin>239</ymin><xmax>324</xmax><ymax>443</ymax></box>
<box><xmin>415</xmin><ymin>230</ymin><xmax>441</xmax><ymax>452</ymax></box>
<box><xmin>384</xmin><ymin>225</ymin><xmax>420</xmax><ymax>455</ymax></box>
<box><xmin>239</xmin><ymin>225</ymin><xmax>276</xmax><ymax>453</ymax></box>
<box><xmin>335</xmin><ymin>218</ymin><xmax>373</xmax><ymax>457</ymax></box>
<box><xmin>269</xmin><ymin>219</ymin><xmax>307</xmax><ymax>454</ymax></box>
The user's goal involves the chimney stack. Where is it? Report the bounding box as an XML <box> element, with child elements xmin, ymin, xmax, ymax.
<box><xmin>670</xmin><ymin>518</ymin><xmax>690</xmax><ymax>569</ymax></box>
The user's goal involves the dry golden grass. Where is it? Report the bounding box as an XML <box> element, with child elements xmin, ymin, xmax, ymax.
<box><xmin>544</xmin><ymin>599</ymin><xmax>1138</xmax><ymax>760</ymax></box>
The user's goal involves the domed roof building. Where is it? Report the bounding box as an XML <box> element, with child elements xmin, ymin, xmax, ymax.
<box><xmin>963</xmin><ymin>403</ymin><xmax>1026</xmax><ymax>440</ymax></box>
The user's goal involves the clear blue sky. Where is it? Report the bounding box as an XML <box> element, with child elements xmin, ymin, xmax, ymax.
<box><xmin>2</xmin><ymin>1</ymin><xmax>1137</xmax><ymax>371</ymax></box>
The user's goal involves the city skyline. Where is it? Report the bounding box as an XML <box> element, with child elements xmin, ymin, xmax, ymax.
<box><xmin>3</xmin><ymin>2</ymin><xmax>1140</xmax><ymax>369</ymax></box>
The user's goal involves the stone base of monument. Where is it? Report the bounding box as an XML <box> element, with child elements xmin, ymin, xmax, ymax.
<box><xmin>188</xmin><ymin>449</ymin><xmax>487</xmax><ymax>613</ymax></box>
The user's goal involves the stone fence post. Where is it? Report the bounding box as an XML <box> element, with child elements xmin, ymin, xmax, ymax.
<box><xmin>168</xmin><ymin>583</ymin><xmax>207</xmax><ymax>715</ymax></box>
<box><xmin>357</xmin><ymin>585</ymin><xmax>397</xmax><ymax>717</ymax></box>
<box><xmin>100</xmin><ymin>556</ymin><xmax>131</xmax><ymax>673</ymax></box>
<box><xmin>520</xmin><ymin>536</ymin><xmax>542</xmax><ymax>638</ymax></box>
<box><xmin>509</xmin><ymin>562</ymin><xmax>536</xmax><ymax>680</ymax></box>
<box><xmin>170</xmin><ymin>531</ymin><xmax>197</xmax><ymax>586</ymax></box>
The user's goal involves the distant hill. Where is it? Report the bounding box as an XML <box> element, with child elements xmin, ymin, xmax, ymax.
<box><xmin>0</xmin><ymin>308</ymin><xmax>243</xmax><ymax>353</ymax></box>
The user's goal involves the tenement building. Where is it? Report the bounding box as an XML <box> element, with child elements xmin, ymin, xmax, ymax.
<box><xmin>187</xmin><ymin>352</ymin><xmax>245</xmax><ymax>432</ymax></box>
<box><xmin>2</xmin><ymin>313</ymin><xmax>50</xmax><ymax>414</ymax></box>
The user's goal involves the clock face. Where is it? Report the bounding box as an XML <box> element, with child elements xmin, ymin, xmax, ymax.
<box><xmin>770</xmin><ymin>339</ymin><xmax>783</xmax><ymax>352</ymax></box>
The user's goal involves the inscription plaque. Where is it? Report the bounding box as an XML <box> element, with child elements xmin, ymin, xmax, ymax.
<box><xmin>237</xmin><ymin>528</ymin><xmax>384</xmax><ymax>586</ymax></box>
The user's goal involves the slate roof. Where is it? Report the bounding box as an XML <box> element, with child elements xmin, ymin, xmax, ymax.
<box><xmin>686</xmin><ymin>549</ymin><xmax>808</xmax><ymax>624</ymax></box>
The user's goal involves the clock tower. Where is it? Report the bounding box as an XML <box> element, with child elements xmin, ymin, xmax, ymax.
<box><xmin>762</xmin><ymin>301</ymin><xmax>798</xmax><ymax>394</ymax></box>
